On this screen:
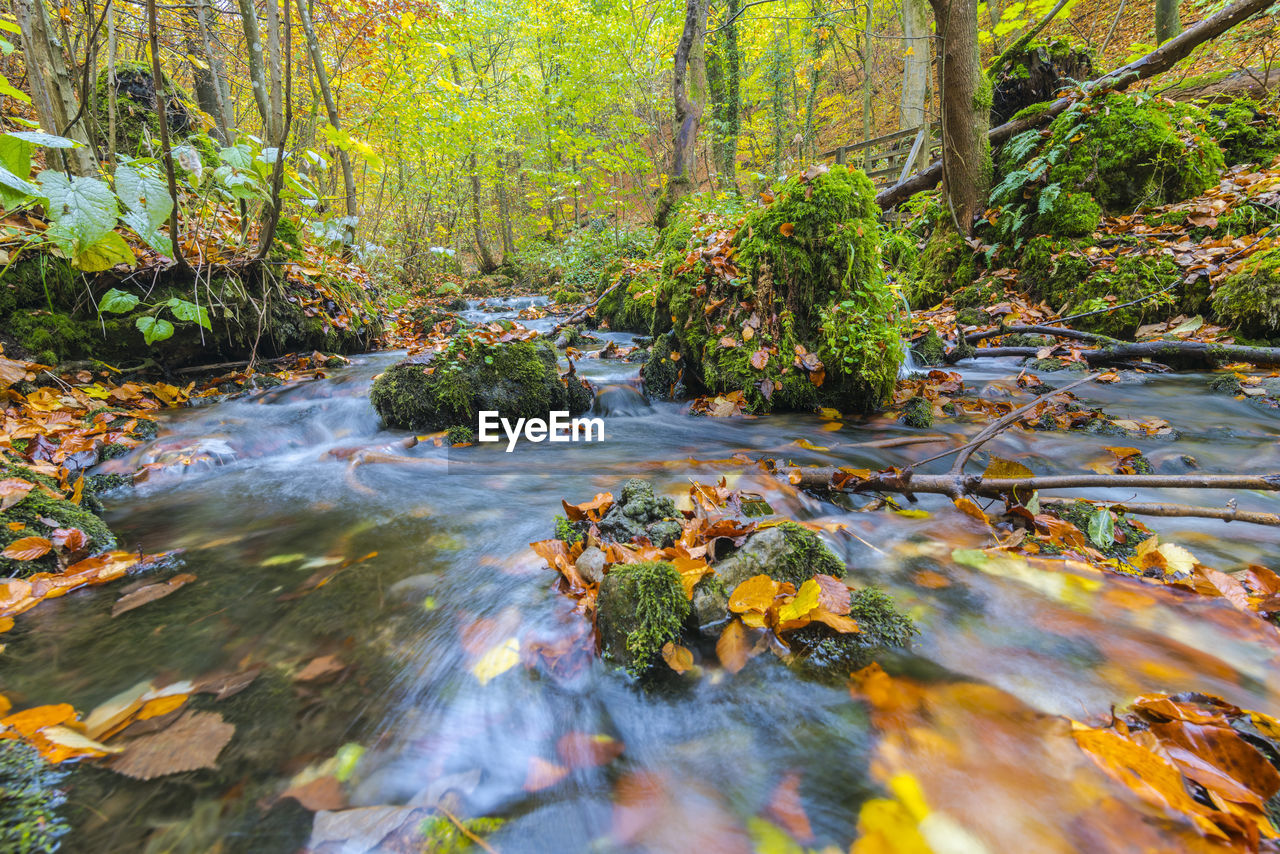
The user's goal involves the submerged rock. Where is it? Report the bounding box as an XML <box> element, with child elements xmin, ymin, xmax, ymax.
<box><xmin>592</xmin><ymin>384</ymin><xmax>650</xmax><ymax>417</ymax></box>
<box><xmin>595</xmin><ymin>479</ymin><xmax>681</xmax><ymax>547</ymax></box>
<box><xmin>369</xmin><ymin>337</ymin><xmax>592</xmax><ymax>432</ymax></box>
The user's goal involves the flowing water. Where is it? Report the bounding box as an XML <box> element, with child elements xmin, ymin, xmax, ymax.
<box><xmin>4</xmin><ymin>295</ymin><xmax>1280</xmax><ymax>851</ymax></box>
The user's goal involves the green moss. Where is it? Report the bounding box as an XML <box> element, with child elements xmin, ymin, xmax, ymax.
<box><xmin>551</xmin><ymin>288</ymin><xmax>584</xmax><ymax>304</ymax></box>
<box><xmin>956</xmin><ymin>307</ymin><xmax>990</xmax><ymax>327</ymax></box>
<box><xmin>790</xmin><ymin>587</ymin><xmax>918</xmax><ymax>675</ymax></box>
<box><xmin>1212</xmin><ymin>247</ymin><xmax>1280</xmax><ymax>337</ymax></box>
<box><xmin>952</xmin><ymin>281</ymin><xmax>1000</xmax><ymax>310</ymax></box>
<box><xmin>1034</xmin><ymin>191</ymin><xmax>1101</xmax><ymax>237</ymax></box>
<box><xmin>370</xmin><ymin>338</ymin><xmax>588</xmax><ymax>432</ymax></box>
<box><xmin>657</xmin><ymin>168</ymin><xmax>903</xmax><ymax>413</ymax></box>
<box><xmin>596</xmin><ymin>271</ymin><xmax>661</xmax><ymax>333</ymax></box>
<box><xmin>1205</xmin><ymin>98</ymin><xmax>1280</xmax><ymax>167</ymax></box>
<box><xmin>1011</xmin><ymin>93</ymin><xmax>1224</xmax><ymax>214</ymax></box>
<box><xmin>900</xmin><ymin>396</ymin><xmax>933</xmax><ymax>428</ymax></box>
<box><xmin>1057</xmin><ymin>500</ymin><xmax>1144</xmax><ymax>560</ymax></box>
<box><xmin>910</xmin><ymin>229</ymin><xmax>976</xmax><ymax>308</ymax></box>
<box><xmin>1045</xmin><ymin>255</ymin><xmax>1180</xmax><ymax>337</ymax></box>
<box><xmin>94</xmin><ymin>62</ymin><xmax>199</xmax><ymax>157</ymax></box>
<box><xmin>910</xmin><ymin>327</ymin><xmax>946</xmax><ymax>366</ymax></box>
<box><xmin>640</xmin><ymin>333</ymin><xmax>684</xmax><ymax>400</ymax></box>
<box><xmin>0</xmin><ymin>463</ymin><xmax>115</xmax><ymax>577</ymax></box>
<box><xmin>598</xmin><ymin>560</ymin><xmax>690</xmax><ymax>676</ymax></box>
<box><xmin>553</xmin><ymin>514</ymin><xmax>584</xmax><ymax>545</ymax></box>
<box><xmin>418</xmin><ymin>815</ymin><xmax>505</xmax><ymax>852</ymax></box>
<box><xmin>0</xmin><ymin>740</ymin><xmax>69</xmax><ymax>854</ymax></box>
<box><xmin>767</xmin><ymin>521</ymin><xmax>845</xmax><ymax>587</ymax></box>
<box><xmin>446</xmin><ymin>425</ymin><xmax>475</xmax><ymax>444</ymax></box>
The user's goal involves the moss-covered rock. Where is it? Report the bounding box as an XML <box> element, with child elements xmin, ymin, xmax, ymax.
<box><xmin>713</xmin><ymin>522</ymin><xmax>845</xmax><ymax>592</ymax></box>
<box><xmin>910</xmin><ymin>327</ymin><xmax>946</xmax><ymax>366</ymax></box>
<box><xmin>0</xmin><ymin>462</ymin><xmax>115</xmax><ymax>577</ymax></box>
<box><xmin>595</xmin><ymin>270</ymin><xmax>661</xmax><ymax>333</ymax></box>
<box><xmin>94</xmin><ymin>61</ymin><xmax>198</xmax><ymax>157</ymax></box>
<box><xmin>900</xmin><ymin>395</ymin><xmax>933</xmax><ymax>428</ymax></box>
<box><xmin>0</xmin><ymin>740</ymin><xmax>70</xmax><ymax>854</ymax></box>
<box><xmin>1206</xmin><ymin>98</ymin><xmax>1280</xmax><ymax>167</ymax></box>
<box><xmin>998</xmin><ymin>92</ymin><xmax>1225</xmax><ymax>216</ymax></box>
<box><xmin>788</xmin><ymin>587</ymin><xmax>919</xmax><ymax>675</ymax></box>
<box><xmin>597</xmin><ymin>560</ymin><xmax>690</xmax><ymax>675</ymax></box>
<box><xmin>369</xmin><ymin>337</ymin><xmax>591</xmax><ymax>432</ymax></box>
<box><xmin>639</xmin><ymin>333</ymin><xmax>684</xmax><ymax>399</ymax></box>
<box><xmin>655</xmin><ymin>167</ymin><xmax>905</xmax><ymax>413</ymax></box>
<box><xmin>909</xmin><ymin>229</ymin><xmax>977</xmax><ymax>308</ymax></box>
<box><xmin>1212</xmin><ymin>247</ymin><xmax>1280</xmax><ymax>337</ymax></box>
<box><xmin>1034</xmin><ymin>191</ymin><xmax>1101</xmax><ymax>237</ymax></box>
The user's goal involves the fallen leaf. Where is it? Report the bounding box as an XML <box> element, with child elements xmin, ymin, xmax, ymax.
<box><xmin>472</xmin><ymin>637</ymin><xmax>520</xmax><ymax>685</ymax></box>
<box><xmin>661</xmin><ymin>642</ymin><xmax>694</xmax><ymax>673</ymax></box>
<box><xmin>0</xmin><ymin>479</ymin><xmax>34</xmax><ymax>511</ymax></box>
<box><xmin>716</xmin><ymin>620</ymin><xmax>752</xmax><ymax>673</ymax></box>
<box><xmin>524</xmin><ymin>756</ymin><xmax>570</xmax><ymax>792</ymax></box>
<box><xmin>765</xmin><ymin>772</ymin><xmax>814</xmax><ymax>843</ymax></box>
<box><xmin>2</xmin><ymin>536</ymin><xmax>52</xmax><ymax>561</ymax></box>
<box><xmin>296</xmin><ymin>654</ymin><xmax>345</xmax><ymax>683</ymax></box>
<box><xmin>108</xmin><ymin>710</ymin><xmax>235</xmax><ymax>780</ymax></box>
<box><xmin>281</xmin><ymin>775</ymin><xmax>348</xmax><ymax>811</ymax></box>
<box><xmin>780</xmin><ymin>222</ymin><xmax>795</xmax><ymax>237</ymax></box>
<box><xmin>812</xmin><ymin>574</ymin><xmax>851</xmax><ymax>615</ymax></box>
<box><xmin>111</xmin><ymin>574</ymin><xmax>196</xmax><ymax>617</ymax></box>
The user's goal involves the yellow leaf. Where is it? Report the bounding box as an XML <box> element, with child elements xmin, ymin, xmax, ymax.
<box><xmin>1157</xmin><ymin>542</ymin><xmax>1197</xmax><ymax>575</ymax></box>
<box><xmin>982</xmin><ymin>456</ymin><xmax>1034</xmax><ymax>479</ymax></box>
<box><xmin>661</xmin><ymin>642</ymin><xmax>694</xmax><ymax>673</ymax></box>
<box><xmin>952</xmin><ymin>497</ymin><xmax>989</xmax><ymax>524</ymax></box>
<box><xmin>472</xmin><ymin>637</ymin><xmax>520</xmax><ymax>685</ymax></box>
<box><xmin>792</xmin><ymin>438</ymin><xmax>829</xmax><ymax>451</ymax></box>
<box><xmin>777</xmin><ymin>579</ymin><xmax>821</xmax><ymax>624</ymax></box>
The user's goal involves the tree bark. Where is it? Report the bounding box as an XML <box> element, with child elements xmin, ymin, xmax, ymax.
<box><xmin>948</xmin><ymin>340</ymin><xmax>1280</xmax><ymax>368</ymax></box>
<box><xmin>801</xmin><ymin>0</ymin><xmax>828</xmax><ymax>160</ymax></box>
<box><xmin>654</xmin><ymin>0</ymin><xmax>710</xmax><ymax>231</ymax></box>
<box><xmin>929</xmin><ymin>0</ymin><xmax>988</xmax><ymax>234</ymax></box>
<box><xmin>1155</xmin><ymin>0</ymin><xmax>1182</xmax><ymax>44</ymax></box>
<box><xmin>263</xmin><ymin>0</ymin><xmax>284</xmax><ymax>142</ymax></box>
<box><xmin>236</xmin><ymin>0</ymin><xmax>272</xmax><ymax>134</ymax></box>
<box><xmin>146</xmin><ymin>0</ymin><xmax>193</xmax><ymax>273</ymax></box>
<box><xmin>875</xmin><ymin>0</ymin><xmax>1277</xmax><ymax>209</ymax></box>
<box><xmin>13</xmin><ymin>0</ymin><xmax>96</xmax><ymax>174</ymax></box>
<box><xmin>295</xmin><ymin>0</ymin><xmax>358</xmax><ymax>247</ymax></box>
<box><xmin>192</xmin><ymin>0</ymin><xmax>234</xmax><ymax>142</ymax></box>
<box><xmin>900</xmin><ymin>0</ymin><xmax>931</xmax><ymax>132</ymax></box>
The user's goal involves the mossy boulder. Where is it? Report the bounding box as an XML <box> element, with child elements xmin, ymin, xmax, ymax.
<box><xmin>990</xmin><ymin>40</ymin><xmax>1094</xmax><ymax>125</ymax></box>
<box><xmin>998</xmin><ymin>92</ymin><xmax>1225</xmax><ymax>216</ymax></box>
<box><xmin>0</xmin><ymin>463</ymin><xmax>115</xmax><ymax>577</ymax></box>
<box><xmin>369</xmin><ymin>337</ymin><xmax>592</xmax><ymax>432</ymax></box>
<box><xmin>1212</xmin><ymin>247</ymin><xmax>1280</xmax><ymax>337</ymax></box>
<box><xmin>0</xmin><ymin>740</ymin><xmax>70</xmax><ymax>854</ymax></box>
<box><xmin>597</xmin><ymin>560</ymin><xmax>690</xmax><ymax>675</ymax></box>
<box><xmin>640</xmin><ymin>333</ymin><xmax>684</xmax><ymax>399</ymax></box>
<box><xmin>910</xmin><ymin>327</ymin><xmax>946</xmax><ymax>366</ymax></box>
<box><xmin>1205</xmin><ymin>98</ymin><xmax>1280</xmax><ymax>167</ymax></box>
<box><xmin>94</xmin><ymin>61</ymin><xmax>198</xmax><ymax>157</ymax></box>
<box><xmin>596</xmin><ymin>479</ymin><xmax>681</xmax><ymax>547</ymax></box>
<box><xmin>908</xmin><ymin>229</ymin><xmax>977</xmax><ymax>308</ymax></box>
<box><xmin>1034</xmin><ymin>191</ymin><xmax>1101</xmax><ymax>237</ymax></box>
<box><xmin>595</xmin><ymin>270</ymin><xmax>661</xmax><ymax>334</ymax></box>
<box><xmin>654</xmin><ymin>167</ymin><xmax>905</xmax><ymax>413</ymax></box>
<box><xmin>788</xmin><ymin>587</ymin><xmax>920</xmax><ymax>676</ymax></box>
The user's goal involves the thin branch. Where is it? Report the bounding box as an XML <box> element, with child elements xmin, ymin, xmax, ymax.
<box><xmin>1037</xmin><ymin>496</ymin><xmax>1280</xmax><ymax>526</ymax></box>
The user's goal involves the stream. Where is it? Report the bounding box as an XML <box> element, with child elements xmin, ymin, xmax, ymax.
<box><xmin>4</xmin><ymin>295</ymin><xmax>1280</xmax><ymax>852</ymax></box>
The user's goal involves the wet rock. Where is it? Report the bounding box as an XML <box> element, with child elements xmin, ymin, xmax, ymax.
<box><xmin>575</xmin><ymin>546</ymin><xmax>606</xmax><ymax>585</ymax></box>
<box><xmin>369</xmin><ymin>338</ymin><xmax>592</xmax><ymax>433</ymax></box>
<box><xmin>592</xmin><ymin>384</ymin><xmax>651</xmax><ymax>417</ymax></box>
<box><xmin>691</xmin><ymin>575</ymin><xmax>729</xmax><ymax>635</ymax></box>
<box><xmin>596</xmin><ymin>479</ymin><xmax>680</xmax><ymax>546</ymax></box>
<box><xmin>597</xmin><ymin>560</ymin><xmax>689</xmax><ymax>675</ymax></box>
<box><xmin>714</xmin><ymin>522</ymin><xmax>845</xmax><ymax>592</ymax></box>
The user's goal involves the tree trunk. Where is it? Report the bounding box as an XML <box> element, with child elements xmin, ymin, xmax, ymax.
<box><xmin>929</xmin><ymin>0</ymin><xmax>989</xmax><ymax>235</ymax></box>
<box><xmin>1155</xmin><ymin>0</ymin><xmax>1182</xmax><ymax>44</ymax></box>
<box><xmin>801</xmin><ymin>0</ymin><xmax>828</xmax><ymax>160</ymax></box>
<box><xmin>469</xmin><ymin>151</ymin><xmax>497</xmax><ymax>273</ymax></box>
<box><xmin>295</xmin><ymin>0</ymin><xmax>358</xmax><ymax>247</ymax></box>
<box><xmin>900</xmin><ymin>0</ymin><xmax>931</xmax><ymax>131</ymax></box>
<box><xmin>192</xmin><ymin>0</ymin><xmax>234</xmax><ymax>142</ymax></box>
<box><xmin>13</xmin><ymin>0</ymin><xmax>96</xmax><ymax>174</ymax></box>
<box><xmin>721</xmin><ymin>0</ymin><xmax>741</xmax><ymax>188</ymax></box>
<box><xmin>496</xmin><ymin>153</ymin><xmax>515</xmax><ymax>260</ymax></box>
<box><xmin>236</xmin><ymin>0</ymin><xmax>272</xmax><ymax>133</ymax></box>
<box><xmin>263</xmin><ymin>0</ymin><xmax>284</xmax><ymax>142</ymax></box>
<box><xmin>654</xmin><ymin>0</ymin><xmax>710</xmax><ymax>231</ymax></box>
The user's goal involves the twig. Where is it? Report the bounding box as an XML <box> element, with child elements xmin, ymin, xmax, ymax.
<box><xmin>433</xmin><ymin>805</ymin><xmax>498</xmax><ymax>854</ymax></box>
<box><xmin>554</xmin><ymin>279</ymin><xmax>623</xmax><ymax>331</ymax></box>
<box><xmin>963</xmin><ymin>324</ymin><xmax>1119</xmax><ymax>345</ymax></box>
<box><xmin>1037</xmin><ymin>496</ymin><xmax>1280</xmax><ymax>526</ymax></box>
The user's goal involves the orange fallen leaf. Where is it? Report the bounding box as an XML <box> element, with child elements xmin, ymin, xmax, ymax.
<box><xmin>2</xmin><ymin>536</ymin><xmax>53</xmax><ymax>561</ymax></box>
<box><xmin>661</xmin><ymin>642</ymin><xmax>694</xmax><ymax>673</ymax></box>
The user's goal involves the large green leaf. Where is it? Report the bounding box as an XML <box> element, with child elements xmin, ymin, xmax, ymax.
<box><xmin>99</xmin><ymin>288</ymin><xmax>141</xmax><ymax>314</ymax></box>
<box><xmin>165</xmin><ymin>297</ymin><xmax>212</xmax><ymax>330</ymax></box>
<box><xmin>115</xmin><ymin>164</ymin><xmax>172</xmax><ymax>231</ymax></box>
<box><xmin>38</xmin><ymin>172</ymin><xmax>119</xmax><ymax>254</ymax></box>
<box><xmin>1087</xmin><ymin>508</ymin><xmax>1115</xmax><ymax>549</ymax></box>
<box><xmin>0</xmin><ymin>164</ymin><xmax>37</xmax><ymax>199</ymax></box>
<box><xmin>0</xmin><ymin>133</ymin><xmax>34</xmax><ymax>208</ymax></box>
<box><xmin>7</xmin><ymin>130</ymin><xmax>80</xmax><ymax>148</ymax></box>
<box><xmin>135</xmin><ymin>315</ymin><xmax>175</xmax><ymax>345</ymax></box>
<box><xmin>120</xmin><ymin>210</ymin><xmax>171</xmax><ymax>255</ymax></box>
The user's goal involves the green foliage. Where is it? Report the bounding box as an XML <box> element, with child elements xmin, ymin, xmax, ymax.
<box><xmin>553</xmin><ymin>514</ymin><xmax>583</xmax><ymax>545</ymax></box>
<box><xmin>0</xmin><ymin>740</ymin><xmax>69</xmax><ymax>854</ymax></box>
<box><xmin>418</xmin><ymin>815</ymin><xmax>505</xmax><ymax>852</ymax></box>
<box><xmin>1212</xmin><ymin>247</ymin><xmax>1280</xmax><ymax>337</ymax></box>
<box><xmin>909</xmin><ymin>229</ymin><xmax>977</xmax><ymax>307</ymax></box>
<box><xmin>1204</xmin><ymin>98</ymin><xmax>1280</xmax><ymax>166</ymax></box>
<box><xmin>98</xmin><ymin>288</ymin><xmax>212</xmax><ymax>346</ymax></box>
<box><xmin>767</xmin><ymin>521</ymin><xmax>846</xmax><ymax>587</ymax></box>
<box><xmin>515</xmin><ymin>225</ymin><xmax>655</xmax><ymax>292</ymax></box>
<box><xmin>991</xmin><ymin>93</ymin><xmax>1225</xmax><ymax>250</ymax></box>
<box><xmin>1052</xmin><ymin>255</ymin><xmax>1181</xmax><ymax>336</ymax></box>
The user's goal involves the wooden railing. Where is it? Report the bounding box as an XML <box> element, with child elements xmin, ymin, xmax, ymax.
<box><xmin>821</xmin><ymin>123</ymin><xmax>941</xmax><ymax>186</ymax></box>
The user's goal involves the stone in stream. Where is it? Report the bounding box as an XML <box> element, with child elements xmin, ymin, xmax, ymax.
<box><xmin>597</xmin><ymin>560</ymin><xmax>689</xmax><ymax>675</ymax></box>
<box><xmin>0</xmin><ymin>461</ymin><xmax>115</xmax><ymax>578</ymax></box>
<box><xmin>574</xmin><ymin>546</ymin><xmax>606</xmax><ymax>586</ymax></box>
<box><xmin>369</xmin><ymin>337</ymin><xmax>593</xmax><ymax>433</ymax></box>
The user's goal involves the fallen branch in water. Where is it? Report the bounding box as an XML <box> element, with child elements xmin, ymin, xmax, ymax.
<box><xmin>962</xmin><ymin>325</ymin><xmax>1120</xmax><ymax>346</ymax></box>
<box><xmin>554</xmin><ymin>280</ymin><xmax>622</xmax><ymax>331</ymax></box>
<box><xmin>946</xmin><ymin>340</ymin><xmax>1280</xmax><ymax>368</ymax></box>
<box><xmin>773</xmin><ymin>465</ymin><xmax>1280</xmax><ymax>503</ymax></box>
<box><xmin>1037</xmin><ymin>497</ymin><xmax>1280</xmax><ymax>526</ymax></box>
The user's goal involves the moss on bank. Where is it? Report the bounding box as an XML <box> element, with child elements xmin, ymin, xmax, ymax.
<box><xmin>0</xmin><ymin>462</ymin><xmax>115</xmax><ymax>577</ymax></box>
<box><xmin>1213</xmin><ymin>247</ymin><xmax>1280</xmax><ymax>337</ymax></box>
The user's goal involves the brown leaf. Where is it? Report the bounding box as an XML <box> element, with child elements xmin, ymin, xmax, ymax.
<box><xmin>523</xmin><ymin>756</ymin><xmax>570</xmax><ymax>792</ymax></box>
<box><xmin>779</xmin><ymin>222</ymin><xmax>795</xmax><ymax>237</ymax></box>
<box><xmin>983</xmin><ymin>456</ymin><xmax>1034</xmax><ymax>479</ymax></box>
<box><xmin>50</xmin><ymin>528</ymin><xmax>86</xmax><ymax>552</ymax></box>
<box><xmin>0</xmin><ymin>478</ymin><xmax>34</xmax><ymax>512</ymax></box>
<box><xmin>296</xmin><ymin>654</ymin><xmax>345</xmax><ymax>683</ymax></box>
<box><xmin>111</xmin><ymin>574</ymin><xmax>195</xmax><ymax>618</ymax></box>
<box><xmin>281</xmin><ymin>776</ymin><xmax>348</xmax><ymax>811</ymax></box>
<box><xmin>557</xmin><ymin>732</ymin><xmax>625</xmax><ymax>769</ymax></box>
<box><xmin>562</xmin><ymin>492</ymin><xmax>614</xmax><ymax>522</ymax></box>
<box><xmin>750</xmin><ymin>349</ymin><xmax>769</xmax><ymax>371</ymax></box>
<box><xmin>661</xmin><ymin>642</ymin><xmax>694</xmax><ymax>673</ymax></box>
<box><xmin>765</xmin><ymin>772</ymin><xmax>814</xmax><ymax>843</ymax></box>
<box><xmin>812</xmin><ymin>574</ymin><xmax>851</xmax><ymax>615</ymax></box>
<box><xmin>2</xmin><ymin>537</ymin><xmax>52</xmax><ymax>561</ymax></box>
<box><xmin>716</xmin><ymin>620</ymin><xmax>752</xmax><ymax>674</ymax></box>
<box><xmin>108</xmin><ymin>710</ymin><xmax>234</xmax><ymax>780</ymax></box>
